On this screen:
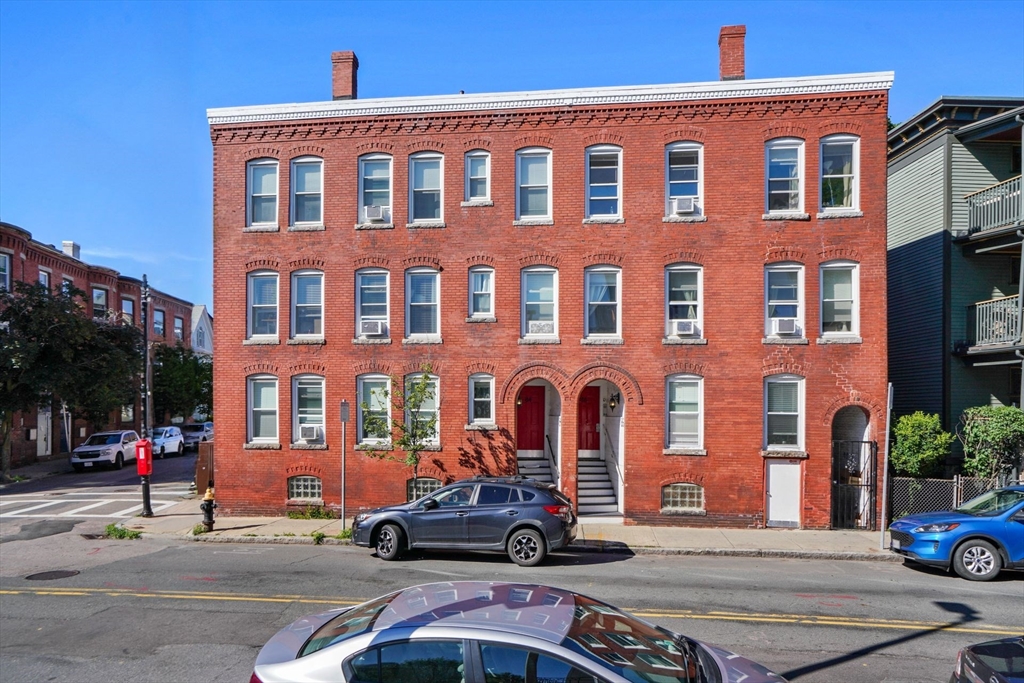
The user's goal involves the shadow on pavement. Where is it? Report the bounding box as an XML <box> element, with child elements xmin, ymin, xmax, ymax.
<box><xmin>385</xmin><ymin>548</ymin><xmax>635</xmax><ymax>567</ymax></box>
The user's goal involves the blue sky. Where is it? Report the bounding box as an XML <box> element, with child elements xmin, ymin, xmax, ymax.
<box><xmin>1</xmin><ymin>0</ymin><xmax>1022</xmax><ymax>311</ymax></box>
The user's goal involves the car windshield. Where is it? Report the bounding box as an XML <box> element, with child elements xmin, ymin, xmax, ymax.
<box><xmin>152</xmin><ymin>429</ymin><xmax>166</xmax><ymax>437</ymax></box>
<box><xmin>181</xmin><ymin>425</ymin><xmax>204</xmax><ymax>433</ymax></box>
<box><xmin>299</xmin><ymin>593</ymin><xmax>397</xmax><ymax>657</ymax></box>
<box><xmin>84</xmin><ymin>434</ymin><xmax>121</xmax><ymax>446</ymax></box>
<box><xmin>955</xmin><ymin>490</ymin><xmax>1024</xmax><ymax>517</ymax></box>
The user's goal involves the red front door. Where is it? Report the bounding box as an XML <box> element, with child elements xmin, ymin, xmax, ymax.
<box><xmin>577</xmin><ymin>386</ymin><xmax>601</xmax><ymax>451</ymax></box>
<box><xmin>516</xmin><ymin>386</ymin><xmax>545</xmax><ymax>451</ymax></box>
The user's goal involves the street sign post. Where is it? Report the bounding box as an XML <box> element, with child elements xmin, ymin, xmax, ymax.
<box><xmin>340</xmin><ymin>400</ymin><xmax>349</xmax><ymax>530</ymax></box>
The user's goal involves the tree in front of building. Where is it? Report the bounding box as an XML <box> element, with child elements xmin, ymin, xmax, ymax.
<box><xmin>152</xmin><ymin>344</ymin><xmax>213</xmax><ymax>423</ymax></box>
<box><xmin>360</xmin><ymin>366</ymin><xmax>438</xmax><ymax>494</ymax></box>
<box><xmin>890</xmin><ymin>411</ymin><xmax>954</xmax><ymax>478</ymax></box>
<box><xmin>958</xmin><ymin>406</ymin><xmax>1024</xmax><ymax>479</ymax></box>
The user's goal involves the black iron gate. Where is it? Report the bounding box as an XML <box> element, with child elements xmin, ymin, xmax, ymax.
<box><xmin>831</xmin><ymin>440</ymin><xmax>877</xmax><ymax>530</ymax></box>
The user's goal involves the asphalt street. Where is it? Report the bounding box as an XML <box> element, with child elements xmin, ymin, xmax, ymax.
<box><xmin>1</xmin><ymin>460</ymin><xmax>1022</xmax><ymax>683</ymax></box>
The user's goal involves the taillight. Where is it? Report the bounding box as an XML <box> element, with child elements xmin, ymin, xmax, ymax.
<box><xmin>250</xmin><ymin>672</ymin><xmax>264</xmax><ymax>683</ymax></box>
<box><xmin>543</xmin><ymin>504</ymin><xmax>571</xmax><ymax>520</ymax></box>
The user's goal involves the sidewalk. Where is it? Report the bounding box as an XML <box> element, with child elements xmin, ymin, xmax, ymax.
<box><xmin>0</xmin><ymin>458</ymin><xmax>74</xmax><ymax>488</ymax></box>
<box><xmin>126</xmin><ymin>498</ymin><xmax>899</xmax><ymax>562</ymax></box>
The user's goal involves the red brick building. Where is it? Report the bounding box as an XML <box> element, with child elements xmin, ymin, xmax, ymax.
<box><xmin>208</xmin><ymin>27</ymin><xmax>892</xmax><ymax>529</ymax></box>
<box><xmin>1</xmin><ymin>222</ymin><xmax>194</xmax><ymax>467</ymax></box>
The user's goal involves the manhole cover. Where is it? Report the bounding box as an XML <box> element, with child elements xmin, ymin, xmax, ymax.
<box><xmin>26</xmin><ymin>570</ymin><xmax>80</xmax><ymax>581</ymax></box>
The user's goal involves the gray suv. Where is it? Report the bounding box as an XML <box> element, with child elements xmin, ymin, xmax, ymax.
<box><xmin>353</xmin><ymin>476</ymin><xmax>577</xmax><ymax>566</ymax></box>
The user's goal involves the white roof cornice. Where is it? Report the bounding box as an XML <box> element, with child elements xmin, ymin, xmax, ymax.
<box><xmin>207</xmin><ymin>71</ymin><xmax>894</xmax><ymax>126</ymax></box>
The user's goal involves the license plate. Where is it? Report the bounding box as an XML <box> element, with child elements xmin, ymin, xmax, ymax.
<box><xmin>83</xmin><ymin>462</ymin><xmax>92</xmax><ymax>467</ymax></box>
<box><xmin>891</xmin><ymin>539</ymin><xmax>900</xmax><ymax>549</ymax></box>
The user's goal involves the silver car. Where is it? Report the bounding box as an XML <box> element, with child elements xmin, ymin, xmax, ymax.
<box><xmin>251</xmin><ymin>581</ymin><xmax>787</xmax><ymax>683</ymax></box>
<box><xmin>181</xmin><ymin>422</ymin><xmax>213</xmax><ymax>450</ymax></box>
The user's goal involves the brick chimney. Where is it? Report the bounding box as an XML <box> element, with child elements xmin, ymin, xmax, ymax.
<box><xmin>718</xmin><ymin>25</ymin><xmax>746</xmax><ymax>81</ymax></box>
<box><xmin>62</xmin><ymin>240</ymin><xmax>80</xmax><ymax>260</ymax></box>
<box><xmin>331</xmin><ymin>51</ymin><xmax>359</xmax><ymax>100</ymax></box>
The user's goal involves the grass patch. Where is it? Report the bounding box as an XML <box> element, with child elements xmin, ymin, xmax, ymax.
<box><xmin>191</xmin><ymin>524</ymin><xmax>208</xmax><ymax>536</ymax></box>
<box><xmin>335</xmin><ymin>528</ymin><xmax>353</xmax><ymax>540</ymax></box>
<box><xmin>242</xmin><ymin>533</ymin><xmax>257</xmax><ymax>537</ymax></box>
<box><xmin>286</xmin><ymin>505</ymin><xmax>337</xmax><ymax>520</ymax></box>
<box><xmin>311</xmin><ymin>531</ymin><xmax>326</xmax><ymax>545</ymax></box>
<box><xmin>105</xmin><ymin>523</ymin><xmax>142</xmax><ymax>540</ymax></box>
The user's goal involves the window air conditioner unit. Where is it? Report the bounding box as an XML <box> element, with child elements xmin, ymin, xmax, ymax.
<box><xmin>364</xmin><ymin>205</ymin><xmax>385</xmax><ymax>221</ymax></box>
<box><xmin>672</xmin><ymin>197</ymin><xmax>695</xmax><ymax>215</ymax></box>
<box><xmin>300</xmin><ymin>425</ymin><xmax>321</xmax><ymax>441</ymax></box>
<box><xmin>673</xmin><ymin>320</ymin><xmax>696</xmax><ymax>336</ymax></box>
<box><xmin>772</xmin><ymin>317</ymin><xmax>798</xmax><ymax>335</ymax></box>
<box><xmin>528</xmin><ymin>320</ymin><xmax>555</xmax><ymax>335</ymax></box>
<box><xmin>360</xmin><ymin>320</ymin><xmax>385</xmax><ymax>336</ymax></box>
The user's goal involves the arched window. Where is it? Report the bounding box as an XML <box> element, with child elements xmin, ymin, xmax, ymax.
<box><xmin>585</xmin><ymin>145</ymin><xmax>622</xmax><ymax>218</ymax></box>
<box><xmin>521</xmin><ymin>266</ymin><xmax>558</xmax><ymax>338</ymax></box>
<box><xmin>247</xmin><ymin>374</ymin><xmax>279</xmax><ymax>443</ymax></box>
<box><xmin>665</xmin><ymin>263</ymin><xmax>702</xmax><ymax>338</ymax></box>
<box><xmin>662</xmin><ymin>483</ymin><xmax>705</xmax><ymax>513</ymax></box>
<box><xmin>516</xmin><ymin>148</ymin><xmax>552</xmax><ymax>221</ymax></box>
<box><xmin>293</xmin><ymin>375</ymin><xmax>325</xmax><ymax>444</ymax></box>
<box><xmin>359</xmin><ymin>154</ymin><xmax>393</xmax><ymax>224</ymax></box>
<box><xmin>288</xmin><ymin>476</ymin><xmax>322</xmax><ymax>501</ymax></box>
<box><xmin>356</xmin><ymin>268</ymin><xmax>389</xmax><ymax>338</ymax></box>
<box><xmin>246</xmin><ymin>158</ymin><xmax>279</xmax><ymax>227</ymax></box>
<box><xmin>820</xmin><ymin>134</ymin><xmax>860</xmax><ymax>212</ymax></box>
<box><xmin>464</xmin><ymin>150</ymin><xmax>490</xmax><ymax>202</ymax></box>
<box><xmin>409</xmin><ymin>152</ymin><xmax>444</xmax><ymax>223</ymax></box>
<box><xmin>290</xmin><ymin>156</ymin><xmax>323</xmax><ymax>226</ymax></box>
<box><xmin>469</xmin><ymin>374</ymin><xmax>495</xmax><ymax>425</ymax></box>
<box><xmin>666</xmin><ymin>374</ymin><xmax>703</xmax><ymax>448</ymax></box>
<box><xmin>665</xmin><ymin>141</ymin><xmax>703</xmax><ymax>217</ymax></box>
<box><xmin>584</xmin><ymin>265</ymin><xmax>621</xmax><ymax>338</ymax></box>
<box><xmin>765</xmin><ymin>138</ymin><xmax>805</xmax><ymax>214</ymax></box>
<box><xmin>247</xmin><ymin>270</ymin><xmax>279</xmax><ymax>339</ymax></box>
<box><xmin>764</xmin><ymin>374</ymin><xmax>805</xmax><ymax>450</ymax></box>
<box><xmin>357</xmin><ymin>374</ymin><xmax>391</xmax><ymax>444</ymax></box>
<box><xmin>820</xmin><ymin>260</ymin><xmax>859</xmax><ymax>337</ymax></box>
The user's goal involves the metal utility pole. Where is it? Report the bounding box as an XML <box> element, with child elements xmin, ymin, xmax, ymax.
<box><xmin>140</xmin><ymin>275</ymin><xmax>154</xmax><ymax>517</ymax></box>
<box><xmin>340</xmin><ymin>400</ymin><xmax>349</xmax><ymax>530</ymax></box>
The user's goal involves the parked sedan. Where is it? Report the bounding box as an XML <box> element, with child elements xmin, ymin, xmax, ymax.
<box><xmin>353</xmin><ymin>476</ymin><xmax>577</xmax><ymax>567</ymax></box>
<box><xmin>181</xmin><ymin>422</ymin><xmax>213</xmax><ymax>450</ymax></box>
<box><xmin>70</xmin><ymin>430</ymin><xmax>138</xmax><ymax>471</ymax></box>
<box><xmin>889</xmin><ymin>486</ymin><xmax>1024</xmax><ymax>580</ymax></box>
<box><xmin>950</xmin><ymin>636</ymin><xmax>1024</xmax><ymax>683</ymax></box>
<box><xmin>151</xmin><ymin>426</ymin><xmax>184</xmax><ymax>458</ymax></box>
<box><xmin>250</xmin><ymin>581</ymin><xmax>789</xmax><ymax>683</ymax></box>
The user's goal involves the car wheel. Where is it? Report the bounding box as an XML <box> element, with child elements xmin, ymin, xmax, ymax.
<box><xmin>114</xmin><ymin>452</ymin><xmax>124</xmax><ymax>470</ymax></box>
<box><xmin>177</xmin><ymin>442</ymin><xmax>184</xmax><ymax>456</ymax></box>
<box><xmin>158</xmin><ymin>446</ymin><xmax>165</xmax><ymax>459</ymax></box>
<box><xmin>507</xmin><ymin>528</ymin><xmax>546</xmax><ymax>567</ymax></box>
<box><xmin>953</xmin><ymin>539</ymin><xmax>1002</xmax><ymax>581</ymax></box>
<box><xmin>72</xmin><ymin>464</ymin><xmax>85</xmax><ymax>473</ymax></box>
<box><xmin>375</xmin><ymin>524</ymin><xmax>404</xmax><ymax>561</ymax></box>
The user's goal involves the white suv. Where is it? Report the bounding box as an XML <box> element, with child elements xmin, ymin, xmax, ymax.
<box><xmin>151</xmin><ymin>426</ymin><xmax>185</xmax><ymax>458</ymax></box>
<box><xmin>181</xmin><ymin>422</ymin><xmax>213</xmax><ymax>450</ymax></box>
<box><xmin>71</xmin><ymin>431</ymin><xmax>138</xmax><ymax>471</ymax></box>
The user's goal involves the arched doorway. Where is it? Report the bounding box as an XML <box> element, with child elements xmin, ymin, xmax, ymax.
<box><xmin>515</xmin><ymin>381</ymin><xmax>561</xmax><ymax>485</ymax></box>
<box><xmin>830</xmin><ymin>406</ymin><xmax>877</xmax><ymax>529</ymax></box>
<box><xmin>576</xmin><ymin>380</ymin><xmax>623</xmax><ymax>516</ymax></box>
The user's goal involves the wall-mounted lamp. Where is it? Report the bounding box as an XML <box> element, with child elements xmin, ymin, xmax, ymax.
<box><xmin>516</xmin><ymin>397</ymin><xmax>522</xmax><ymax>406</ymax></box>
<box><xmin>607</xmin><ymin>393</ymin><xmax>620</xmax><ymax>410</ymax></box>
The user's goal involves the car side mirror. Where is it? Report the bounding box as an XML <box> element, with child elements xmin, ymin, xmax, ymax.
<box><xmin>422</xmin><ymin>499</ymin><xmax>439</xmax><ymax>511</ymax></box>
<box><xmin>1012</xmin><ymin>510</ymin><xmax>1024</xmax><ymax>522</ymax></box>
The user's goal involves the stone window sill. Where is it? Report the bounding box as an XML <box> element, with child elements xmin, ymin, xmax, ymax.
<box><xmin>762</xmin><ymin>212</ymin><xmax>810</xmax><ymax>221</ymax></box>
<box><xmin>761</xmin><ymin>449</ymin><xmax>808</xmax><ymax>459</ymax></box>
<box><xmin>291</xmin><ymin>443</ymin><xmax>328</xmax><ymax>450</ymax></box>
<box><xmin>406</xmin><ymin>221</ymin><xmax>446</xmax><ymax>229</ymax></box>
<box><xmin>243</xmin><ymin>225</ymin><xmax>279</xmax><ymax>233</ymax></box>
<box><xmin>355</xmin><ymin>222</ymin><xmax>394</xmax><ymax>230</ymax></box>
<box><xmin>662</xmin><ymin>215</ymin><xmax>708</xmax><ymax>223</ymax></box>
<box><xmin>244</xmin><ymin>442</ymin><xmax>281</xmax><ymax>450</ymax></box>
<box><xmin>465</xmin><ymin>316</ymin><xmax>497</xmax><ymax>323</ymax></box>
<box><xmin>582</xmin><ymin>217</ymin><xmax>624</xmax><ymax>224</ymax></box>
<box><xmin>763</xmin><ymin>337</ymin><xmax>809</xmax><ymax>345</ymax></box>
<box><xmin>461</xmin><ymin>200</ymin><xmax>493</xmax><ymax>207</ymax></box>
<box><xmin>581</xmin><ymin>337</ymin><xmax>624</xmax><ymax>345</ymax></box>
<box><xmin>402</xmin><ymin>337</ymin><xmax>442</xmax><ymax>345</ymax></box>
<box><xmin>244</xmin><ymin>337</ymin><xmax>280</xmax><ymax>346</ymax></box>
<box><xmin>353</xmin><ymin>337</ymin><xmax>392</xmax><ymax>345</ymax></box>
<box><xmin>661</xmin><ymin>508</ymin><xmax>708</xmax><ymax>516</ymax></box>
<box><xmin>663</xmin><ymin>337</ymin><xmax>707</xmax><ymax>345</ymax></box>
<box><xmin>287</xmin><ymin>337</ymin><xmax>325</xmax><ymax>345</ymax></box>
<box><xmin>288</xmin><ymin>224</ymin><xmax>325</xmax><ymax>232</ymax></box>
<box><xmin>816</xmin><ymin>210</ymin><xmax>863</xmax><ymax>220</ymax></box>
<box><xmin>663</xmin><ymin>448</ymin><xmax>707</xmax><ymax>456</ymax></box>
<box><xmin>519</xmin><ymin>337</ymin><xmax>560</xmax><ymax>345</ymax></box>
<box><xmin>465</xmin><ymin>423</ymin><xmax>498</xmax><ymax>431</ymax></box>
<box><xmin>286</xmin><ymin>498</ymin><xmax>323</xmax><ymax>506</ymax></box>
<box><xmin>513</xmin><ymin>219</ymin><xmax>554</xmax><ymax>227</ymax></box>
<box><xmin>817</xmin><ymin>335</ymin><xmax>862</xmax><ymax>344</ymax></box>
<box><xmin>355</xmin><ymin>443</ymin><xmax>392</xmax><ymax>451</ymax></box>
<box><xmin>419</xmin><ymin>445</ymin><xmax>442</xmax><ymax>452</ymax></box>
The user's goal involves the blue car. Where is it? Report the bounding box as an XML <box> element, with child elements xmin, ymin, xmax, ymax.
<box><xmin>889</xmin><ymin>486</ymin><xmax>1024</xmax><ymax>581</ymax></box>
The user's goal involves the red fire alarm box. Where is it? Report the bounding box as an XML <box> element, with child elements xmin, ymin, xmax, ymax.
<box><xmin>136</xmin><ymin>439</ymin><xmax>153</xmax><ymax>476</ymax></box>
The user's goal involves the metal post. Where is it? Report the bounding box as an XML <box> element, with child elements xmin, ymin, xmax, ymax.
<box><xmin>141</xmin><ymin>473</ymin><xmax>154</xmax><ymax>517</ymax></box>
<box><xmin>340</xmin><ymin>400</ymin><xmax>349</xmax><ymax>530</ymax></box>
<box><xmin>878</xmin><ymin>383</ymin><xmax>894</xmax><ymax>550</ymax></box>
<box><xmin>140</xmin><ymin>275</ymin><xmax>153</xmax><ymax>518</ymax></box>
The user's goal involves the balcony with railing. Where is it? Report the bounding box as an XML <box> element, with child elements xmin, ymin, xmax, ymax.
<box><xmin>967</xmin><ymin>176</ymin><xmax>1022</xmax><ymax>234</ymax></box>
<box><xmin>965</xmin><ymin>295</ymin><xmax>1021</xmax><ymax>349</ymax></box>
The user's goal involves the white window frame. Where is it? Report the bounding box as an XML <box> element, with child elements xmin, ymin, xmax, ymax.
<box><xmin>359</xmin><ymin>154</ymin><xmax>393</xmax><ymax>223</ymax></box>
<box><xmin>405</xmin><ymin>373</ymin><xmax>439</xmax><ymax>446</ymax></box>
<box><xmin>764</xmin><ymin>374</ymin><xmax>805</xmax><ymax>450</ymax></box>
<box><xmin>92</xmin><ymin>287</ymin><xmax>108</xmax><ymax>319</ymax></box>
<box><xmin>292</xmin><ymin>375</ymin><xmax>325</xmax><ymax>444</ymax></box>
<box><xmin>465</xmin><ymin>150</ymin><xmax>490</xmax><ymax>201</ymax></box>
<box><xmin>584</xmin><ymin>265</ymin><xmax>621</xmax><ymax>339</ymax></box>
<box><xmin>153</xmin><ymin>309</ymin><xmax>166</xmax><ymax>337</ymax></box>
<box><xmin>469</xmin><ymin>373</ymin><xmax>495</xmax><ymax>425</ymax></box>
<box><xmin>665</xmin><ymin>264</ymin><xmax>702</xmax><ymax>338</ymax></box>
<box><xmin>585</xmin><ymin>145</ymin><xmax>622</xmax><ymax>219</ymax></box>
<box><xmin>173</xmin><ymin>316</ymin><xmax>184</xmax><ymax>341</ymax></box>
<box><xmin>468</xmin><ymin>266</ymin><xmax>494</xmax><ymax>318</ymax></box>
<box><xmin>358</xmin><ymin>374</ymin><xmax>391</xmax><ymax>444</ymax></box>
<box><xmin>665</xmin><ymin>141</ymin><xmax>704</xmax><ymax>216</ymax></box>
<box><xmin>290</xmin><ymin>269</ymin><xmax>324</xmax><ymax>339</ymax></box>
<box><xmin>121</xmin><ymin>297</ymin><xmax>135</xmax><ymax>325</ymax></box>
<box><xmin>0</xmin><ymin>252</ymin><xmax>9</xmax><ymax>291</ymax></box>
<box><xmin>764</xmin><ymin>263</ymin><xmax>804</xmax><ymax>338</ymax></box>
<box><xmin>246</xmin><ymin>158</ymin><xmax>279</xmax><ymax>227</ymax></box>
<box><xmin>404</xmin><ymin>268</ymin><xmax>441</xmax><ymax>340</ymax></box>
<box><xmin>666</xmin><ymin>374</ymin><xmax>703</xmax><ymax>449</ymax></box>
<box><xmin>820</xmin><ymin>260</ymin><xmax>859</xmax><ymax>337</ymax></box>
<box><xmin>521</xmin><ymin>267</ymin><xmax>558</xmax><ymax>339</ymax></box>
<box><xmin>409</xmin><ymin>152</ymin><xmax>444</xmax><ymax>223</ymax></box>
<box><xmin>247</xmin><ymin>374</ymin><xmax>279</xmax><ymax>443</ymax></box>
<box><xmin>765</xmin><ymin>138</ymin><xmax>805</xmax><ymax>214</ymax></box>
<box><xmin>37</xmin><ymin>268</ymin><xmax>50</xmax><ymax>290</ymax></box>
<box><xmin>197</xmin><ymin>327</ymin><xmax>205</xmax><ymax>348</ymax></box>
<box><xmin>515</xmin><ymin>148</ymin><xmax>552</xmax><ymax>220</ymax></box>
<box><xmin>355</xmin><ymin>268</ymin><xmax>390</xmax><ymax>338</ymax></box>
<box><xmin>819</xmin><ymin>135</ymin><xmax>860</xmax><ymax>212</ymax></box>
<box><xmin>290</xmin><ymin>156</ymin><xmax>323</xmax><ymax>226</ymax></box>
<box><xmin>247</xmin><ymin>270</ymin><xmax>279</xmax><ymax>339</ymax></box>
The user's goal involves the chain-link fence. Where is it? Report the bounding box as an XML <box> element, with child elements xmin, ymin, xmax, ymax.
<box><xmin>889</xmin><ymin>476</ymin><xmax>1006</xmax><ymax>521</ymax></box>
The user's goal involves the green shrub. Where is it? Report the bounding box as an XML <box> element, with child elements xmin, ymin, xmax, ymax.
<box><xmin>191</xmin><ymin>524</ymin><xmax>208</xmax><ymax>536</ymax></box>
<box><xmin>105</xmin><ymin>523</ymin><xmax>142</xmax><ymax>540</ymax></box>
<box><xmin>958</xmin><ymin>406</ymin><xmax>1024</xmax><ymax>478</ymax></box>
<box><xmin>334</xmin><ymin>528</ymin><xmax>353</xmax><ymax>540</ymax></box>
<box><xmin>890</xmin><ymin>412</ymin><xmax>953</xmax><ymax>477</ymax></box>
<box><xmin>311</xmin><ymin>531</ymin><xmax>326</xmax><ymax>545</ymax></box>
<box><xmin>287</xmin><ymin>505</ymin><xmax>336</xmax><ymax>520</ymax></box>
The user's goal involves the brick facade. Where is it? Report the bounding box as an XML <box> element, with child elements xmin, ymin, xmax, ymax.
<box><xmin>209</xmin><ymin>30</ymin><xmax>891</xmax><ymax>529</ymax></box>
<box><xmin>1</xmin><ymin>222</ymin><xmax>194</xmax><ymax>467</ymax></box>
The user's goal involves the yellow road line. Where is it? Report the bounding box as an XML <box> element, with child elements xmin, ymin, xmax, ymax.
<box><xmin>1</xmin><ymin>588</ymin><xmax>1020</xmax><ymax>637</ymax></box>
